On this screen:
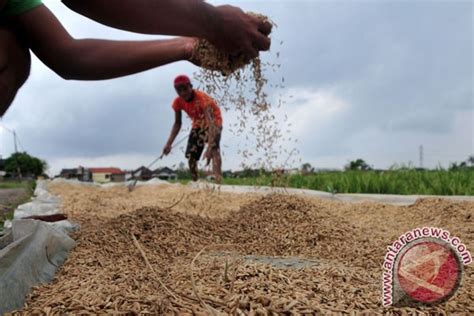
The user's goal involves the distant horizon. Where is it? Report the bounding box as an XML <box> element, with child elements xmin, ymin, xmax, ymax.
<box><xmin>48</xmin><ymin>157</ymin><xmax>473</xmax><ymax>178</ymax></box>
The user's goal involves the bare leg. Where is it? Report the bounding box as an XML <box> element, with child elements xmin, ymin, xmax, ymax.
<box><xmin>212</xmin><ymin>149</ymin><xmax>222</xmax><ymax>184</ymax></box>
<box><xmin>0</xmin><ymin>26</ymin><xmax>31</xmax><ymax>116</ymax></box>
<box><xmin>188</xmin><ymin>157</ymin><xmax>199</xmax><ymax>182</ymax></box>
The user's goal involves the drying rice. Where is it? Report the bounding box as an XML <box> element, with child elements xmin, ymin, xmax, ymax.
<box><xmin>13</xmin><ymin>183</ymin><xmax>474</xmax><ymax>314</ymax></box>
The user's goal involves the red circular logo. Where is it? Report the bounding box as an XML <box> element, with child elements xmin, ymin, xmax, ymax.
<box><xmin>396</xmin><ymin>240</ymin><xmax>462</xmax><ymax>304</ymax></box>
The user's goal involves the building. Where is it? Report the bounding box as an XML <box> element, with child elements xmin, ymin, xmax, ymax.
<box><xmin>89</xmin><ymin>167</ymin><xmax>124</xmax><ymax>183</ymax></box>
<box><xmin>58</xmin><ymin>166</ymin><xmax>91</xmax><ymax>181</ymax></box>
<box><xmin>132</xmin><ymin>166</ymin><xmax>153</xmax><ymax>181</ymax></box>
<box><xmin>59</xmin><ymin>168</ymin><xmax>78</xmax><ymax>179</ymax></box>
<box><xmin>153</xmin><ymin>167</ymin><xmax>177</xmax><ymax>181</ymax></box>
<box><xmin>111</xmin><ymin>173</ymin><xmax>126</xmax><ymax>182</ymax></box>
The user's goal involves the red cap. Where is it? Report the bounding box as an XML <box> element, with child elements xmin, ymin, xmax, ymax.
<box><xmin>174</xmin><ymin>75</ymin><xmax>191</xmax><ymax>86</ymax></box>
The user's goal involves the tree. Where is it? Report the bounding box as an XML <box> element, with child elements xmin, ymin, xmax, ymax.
<box><xmin>449</xmin><ymin>156</ymin><xmax>474</xmax><ymax>171</ymax></box>
<box><xmin>4</xmin><ymin>152</ymin><xmax>47</xmax><ymax>178</ymax></box>
<box><xmin>345</xmin><ymin>159</ymin><xmax>372</xmax><ymax>171</ymax></box>
<box><xmin>467</xmin><ymin>155</ymin><xmax>474</xmax><ymax>167</ymax></box>
<box><xmin>301</xmin><ymin>163</ymin><xmax>315</xmax><ymax>175</ymax></box>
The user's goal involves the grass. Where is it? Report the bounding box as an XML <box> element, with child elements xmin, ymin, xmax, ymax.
<box><xmin>0</xmin><ymin>180</ymin><xmax>36</xmax><ymax>191</ymax></box>
<box><xmin>0</xmin><ymin>180</ymin><xmax>36</xmax><ymax>231</ymax></box>
<box><xmin>221</xmin><ymin>169</ymin><xmax>474</xmax><ymax>196</ymax></box>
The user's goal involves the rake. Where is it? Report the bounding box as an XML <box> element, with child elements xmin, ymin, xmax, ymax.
<box><xmin>128</xmin><ymin>134</ymin><xmax>188</xmax><ymax>192</ymax></box>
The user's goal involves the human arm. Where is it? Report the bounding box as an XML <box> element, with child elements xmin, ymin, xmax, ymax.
<box><xmin>163</xmin><ymin>110</ymin><xmax>182</xmax><ymax>155</ymax></box>
<box><xmin>62</xmin><ymin>0</ymin><xmax>272</xmax><ymax>57</ymax></box>
<box><xmin>10</xmin><ymin>5</ymin><xmax>196</xmax><ymax>80</ymax></box>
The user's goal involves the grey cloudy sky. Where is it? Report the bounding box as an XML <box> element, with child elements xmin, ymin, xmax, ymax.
<box><xmin>0</xmin><ymin>0</ymin><xmax>472</xmax><ymax>175</ymax></box>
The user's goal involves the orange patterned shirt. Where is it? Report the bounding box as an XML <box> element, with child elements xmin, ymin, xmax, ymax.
<box><xmin>172</xmin><ymin>90</ymin><xmax>223</xmax><ymax>128</ymax></box>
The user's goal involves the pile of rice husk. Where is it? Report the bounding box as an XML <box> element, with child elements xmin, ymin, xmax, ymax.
<box><xmin>13</xmin><ymin>183</ymin><xmax>474</xmax><ymax>314</ymax></box>
<box><xmin>47</xmin><ymin>182</ymin><xmax>257</xmax><ymax>220</ymax></box>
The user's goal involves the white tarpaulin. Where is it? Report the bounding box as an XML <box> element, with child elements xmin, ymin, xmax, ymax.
<box><xmin>187</xmin><ymin>181</ymin><xmax>474</xmax><ymax>205</ymax></box>
<box><xmin>0</xmin><ymin>220</ymin><xmax>75</xmax><ymax>314</ymax></box>
<box><xmin>0</xmin><ymin>181</ymin><xmax>77</xmax><ymax>314</ymax></box>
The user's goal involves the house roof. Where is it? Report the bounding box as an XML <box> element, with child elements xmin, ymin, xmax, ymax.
<box><xmin>89</xmin><ymin>167</ymin><xmax>123</xmax><ymax>174</ymax></box>
<box><xmin>154</xmin><ymin>167</ymin><xmax>176</xmax><ymax>174</ymax></box>
<box><xmin>134</xmin><ymin>166</ymin><xmax>152</xmax><ymax>174</ymax></box>
<box><xmin>60</xmin><ymin>168</ymin><xmax>78</xmax><ymax>175</ymax></box>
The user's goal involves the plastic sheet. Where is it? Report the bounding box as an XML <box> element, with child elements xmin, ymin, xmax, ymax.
<box><xmin>0</xmin><ymin>181</ymin><xmax>77</xmax><ymax>314</ymax></box>
<box><xmin>0</xmin><ymin>220</ymin><xmax>75</xmax><ymax>314</ymax></box>
<box><xmin>187</xmin><ymin>182</ymin><xmax>474</xmax><ymax>206</ymax></box>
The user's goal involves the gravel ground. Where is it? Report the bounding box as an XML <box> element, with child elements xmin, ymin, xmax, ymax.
<box><xmin>14</xmin><ymin>182</ymin><xmax>474</xmax><ymax>315</ymax></box>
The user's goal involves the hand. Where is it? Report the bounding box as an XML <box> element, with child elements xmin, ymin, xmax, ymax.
<box><xmin>204</xmin><ymin>148</ymin><xmax>212</xmax><ymax>166</ymax></box>
<box><xmin>162</xmin><ymin>143</ymin><xmax>172</xmax><ymax>156</ymax></box>
<box><xmin>208</xmin><ymin>5</ymin><xmax>272</xmax><ymax>58</ymax></box>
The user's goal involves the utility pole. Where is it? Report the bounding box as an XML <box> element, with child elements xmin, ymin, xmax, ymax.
<box><xmin>419</xmin><ymin>145</ymin><xmax>424</xmax><ymax>169</ymax></box>
<box><xmin>13</xmin><ymin>130</ymin><xmax>18</xmax><ymax>153</ymax></box>
<box><xmin>0</xmin><ymin>124</ymin><xmax>23</xmax><ymax>179</ymax></box>
<box><xmin>12</xmin><ymin>130</ymin><xmax>22</xmax><ymax>179</ymax></box>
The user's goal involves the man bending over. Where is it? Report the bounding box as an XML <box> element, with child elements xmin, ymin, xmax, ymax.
<box><xmin>163</xmin><ymin>75</ymin><xmax>223</xmax><ymax>183</ymax></box>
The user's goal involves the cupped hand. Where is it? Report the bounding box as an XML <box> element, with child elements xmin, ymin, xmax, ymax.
<box><xmin>208</xmin><ymin>6</ymin><xmax>272</xmax><ymax>58</ymax></box>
